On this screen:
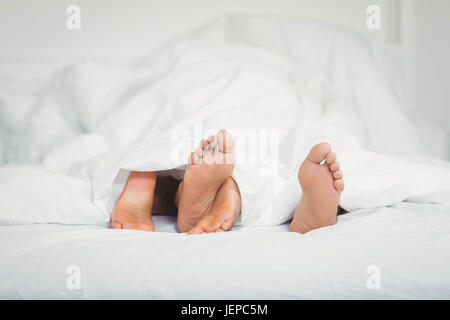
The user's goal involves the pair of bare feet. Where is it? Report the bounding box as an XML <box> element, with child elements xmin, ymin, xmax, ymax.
<box><xmin>111</xmin><ymin>130</ymin><xmax>344</xmax><ymax>234</ymax></box>
<box><xmin>111</xmin><ymin>130</ymin><xmax>240</xmax><ymax>234</ymax></box>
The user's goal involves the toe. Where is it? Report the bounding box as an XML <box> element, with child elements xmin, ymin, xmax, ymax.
<box><xmin>110</xmin><ymin>220</ymin><xmax>122</xmax><ymax>229</ymax></box>
<box><xmin>187</xmin><ymin>226</ymin><xmax>204</xmax><ymax>235</ymax></box>
<box><xmin>189</xmin><ymin>152</ymin><xmax>200</xmax><ymax>164</ymax></box>
<box><xmin>189</xmin><ymin>214</ymin><xmax>232</xmax><ymax>234</ymax></box>
<box><xmin>307</xmin><ymin>142</ymin><xmax>331</xmax><ymax>164</ymax></box>
<box><xmin>330</xmin><ymin>161</ymin><xmax>340</xmax><ymax>172</ymax></box>
<box><xmin>189</xmin><ymin>216</ymin><xmax>217</xmax><ymax>234</ymax></box>
<box><xmin>217</xmin><ymin>130</ymin><xmax>235</xmax><ymax>153</ymax></box>
<box><xmin>333</xmin><ymin>170</ymin><xmax>343</xmax><ymax>180</ymax></box>
<box><xmin>194</xmin><ymin>147</ymin><xmax>204</xmax><ymax>159</ymax></box>
<box><xmin>326</xmin><ymin>152</ymin><xmax>337</xmax><ymax>165</ymax></box>
<box><xmin>207</xmin><ymin>135</ymin><xmax>218</xmax><ymax>149</ymax></box>
<box><xmin>219</xmin><ymin>217</ymin><xmax>235</xmax><ymax>231</ymax></box>
<box><xmin>200</xmin><ymin>139</ymin><xmax>209</xmax><ymax>150</ymax></box>
<box><xmin>209</xmin><ymin>217</ymin><xmax>226</xmax><ymax>232</ymax></box>
<box><xmin>334</xmin><ymin>179</ymin><xmax>345</xmax><ymax>192</ymax></box>
<box><xmin>203</xmin><ymin>219</ymin><xmax>221</xmax><ymax>233</ymax></box>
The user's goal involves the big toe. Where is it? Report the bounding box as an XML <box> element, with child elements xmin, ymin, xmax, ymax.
<box><xmin>307</xmin><ymin>142</ymin><xmax>332</xmax><ymax>164</ymax></box>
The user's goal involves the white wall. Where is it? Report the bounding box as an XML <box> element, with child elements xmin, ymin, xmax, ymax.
<box><xmin>0</xmin><ymin>0</ymin><xmax>448</xmax><ymax>128</ymax></box>
<box><xmin>0</xmin><ymin>0</ymin><xmax>386</xmax><ymax>60</ymax></box>
<box><xmin>414</xmin><ymin>0</ymin><xmax>450</xmax><ymax>128</ymax></box>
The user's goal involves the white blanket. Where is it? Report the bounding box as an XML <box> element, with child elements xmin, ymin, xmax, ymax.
<box><xmin>0</xmin><ymin>15</ymin><xmax>449</xmax><ymax>227</ymax></box>
<box><xmin>1</xmin><ymin>203</ymin><xmax>450</xmax><ymax>299</ymax></box>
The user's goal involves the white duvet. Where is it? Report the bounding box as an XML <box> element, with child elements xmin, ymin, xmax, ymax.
<box><xmin>0</xmin><ymin>15</ymin><xmax>449</xmax><ymax>228</ymax></box>
<box><xmin>0</xmin><ymin>14</ymin><xmax>450</xmax><ymax>299</ymax></box>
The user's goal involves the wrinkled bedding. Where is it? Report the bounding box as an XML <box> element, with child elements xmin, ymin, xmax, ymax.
<box><xmin>0</xmin><ymin>14</ymin><xmax>449</xmax><ymax>299</ymax></box>
<box><xmin>1</xmin><ymin>15</ymin><xmax>449</xmax><ymax>226</ymax></box>
<box><xmin>1</xmin><ymin>202</ymin><xmax>449</xmax><ymax>299</ymax></box>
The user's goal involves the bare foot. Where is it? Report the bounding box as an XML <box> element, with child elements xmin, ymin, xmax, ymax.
<box><xmin>111</xmin><ymin>171</ymin><xmax>157</xmax><ymax>231</ymax></box>
<box><xmin>289</xmin><ymin>143</ymin><xmax>344</xmax><ymax>234</ymax></box>
<box><xmin>187</xmin><ymin>177</ymin><xmax>241</xmax><ymax>234</ymax></box>
<box><xmin>176</xmin><ymin>130</ymin><xmax>235</xmax><ymax>233</ymax></box>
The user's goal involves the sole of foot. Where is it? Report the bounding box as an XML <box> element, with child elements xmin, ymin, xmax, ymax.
<box><xmin>187</xmin><ymin>176</ymin><xmax>241</xmax><ymax>235</ymax></box>
<box><xmin>289</xmin><ymin>142</ymin><xmax>344</xmax><ymax>234</ymax></box>
<box><xmin>176</xmin><ymin>130</ymin><xmax>235</xmax><ymax>233</ymax></box>
<box><xmin>110</xmin><ymin>171</ymin><xmax>157</xmax><ymax>231</ymax></box>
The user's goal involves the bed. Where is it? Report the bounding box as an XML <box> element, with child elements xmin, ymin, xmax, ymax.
<box><xmin>1</xmin><ymin>2</ymin><xmax>449</xmax><ymax>300</ymax></box>
<box><xmin>1</xmin><ymin>202</ymin><xmax>450</xmax><ymax>299</ymax></box>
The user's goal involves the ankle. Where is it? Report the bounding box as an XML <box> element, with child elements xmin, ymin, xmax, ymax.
<box><xmin>117</xmin><ymin>171</ymin><xmax>157</xmax><ymax>212</ymax></box>
<box><xmin>289</xmin><ymin>204</ymin><xmax>335</xmax><ymax>234</ymax></box>
<box><xmin>288</xmin><ymin>215</ymin><xmax>309</xmax><ymax>234</ymax></box>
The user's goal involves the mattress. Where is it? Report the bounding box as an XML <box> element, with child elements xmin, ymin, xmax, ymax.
<box><xmin>1</xmin><ymin>202</ymin><xmax>449</xmax><ymax>299</ymax></box>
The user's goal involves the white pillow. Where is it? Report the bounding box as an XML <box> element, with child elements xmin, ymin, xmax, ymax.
<box><xmin>0</xmin><ymin>88</ymin><xmax>37</xmax><ymax>164</ymax></box>
<box><xmin>340</xmin><ymin>151</ymin><xmax>450</xmax><ymax>211</ymax></box>
<box><xmin>0</xmin><ymin>125</ymin><xmax>4</xmax><ymax>165</ymax></box>
<box><xmin>0</xmin><ymin>165</ymin><xmax>108</xmax><ymax>226</ymax></box>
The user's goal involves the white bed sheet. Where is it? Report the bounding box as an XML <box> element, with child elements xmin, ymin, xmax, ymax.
<box><xmin>0</xmin><ymin>14</ymin><xmax>449</xmax><ymax>300</ymax></box>
<box><xmin>1</xmin><ymin>202</ymin><xmax>449</xmax><ymax>299</ymax></box>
